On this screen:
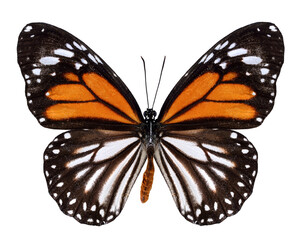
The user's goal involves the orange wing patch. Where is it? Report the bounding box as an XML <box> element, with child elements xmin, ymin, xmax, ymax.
<box><xmin>82</xmin><ymin>73</ymin><xmax>140</xmax><ymax>123</ymax></box>
<box><xmin>44</xmin><ymin>72</ymin><xmax>140</xmax><ymax>124</ymax></box>
<box><xmin>167</xmin><ymin>102</ymin><xmax>256</xmax><ymax>124</ymax></box>
<box><xmin>45</xmin><ymin>102</ymin><xmax>134</xmax><ymax>124</ymax></box>
<box><xmin>161</xmin><ymin>72</ymin><xmax>257</xmax><ymax>124</ymax></box>
<box><xmin>161</xmin><ymin>72</ymin><xmax>219</xmax><ymax>122</ymax></box>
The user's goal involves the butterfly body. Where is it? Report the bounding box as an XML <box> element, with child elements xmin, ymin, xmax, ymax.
<box><xmin>18</xmin><ymin>22</ymin><xmax>284</xmax><ymax>226</ymax></box>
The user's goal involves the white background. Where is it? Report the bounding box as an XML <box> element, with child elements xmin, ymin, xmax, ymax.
<box><xmin>1</xmin><ymin>0</ymin><xmax>299</xmax><ymax>239</ymax></box>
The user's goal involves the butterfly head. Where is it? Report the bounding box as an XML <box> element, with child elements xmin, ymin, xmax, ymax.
<box><xmin>143</xmin><ymin>108</ymin><xmax>157</xmax><ymax>122</ymax></box>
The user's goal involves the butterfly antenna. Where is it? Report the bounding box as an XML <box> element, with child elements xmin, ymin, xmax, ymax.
<box><xmin>152</xmin><ymin>56</ymin><xmax>166</xmax><ymax>109</ymax></box>
<box><xmin>141</xmin><ymin>56</ymin><xmax>150</xmax><ymax>109</ymax></box>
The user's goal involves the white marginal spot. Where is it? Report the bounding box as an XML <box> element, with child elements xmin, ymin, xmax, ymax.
<box><xmin>95</xmin><ymin>55</ymin><xmax>103</xmax><ymax>64</ymax></box>
<box><xmin>242</xmin><ymin>56</ymin><xmax>262</xmax><ymax>65</ymax></box>
<box><xmin>230</xmin><ymin>132</ymin><xmax>238</xmax><ymax>139</ymax></box>
<box><xmin>67</xmin><ymin>210</ymin><xmax>73</xmax><ymax>215</ymax></box>
<box><xmin>196</xmin><ymin>166</ymin><xmax>216</xmax><ymax>192</ymax></box>
<box><xmin>256</xmin><ymin>117</ymin><xmax>263</xmax><ymax>123</ymax></box>
<box><xmin>81</xmin><ymin>44</ymin><xmax>87</xmax><ymax>51</ymax></box>
<box><xmin>187</xmin><ymin>215</ymin><xmax>194</xmax><ymax>221</ymax></box>
<box><xmin>215</xmin><ymin>44</ymin><xmax>221</xmax><ymax>50</ymax></box>
<box><xmin>199</xmin><ymin>54</ymin><xmax>207</xmax><ymax>64</ymax></box>
<box><xmin>242</xmin><ymin>149</ymin><xmax>249</xmax><ymax>154</ymax></box>
<box><xmin>204</xmin><ymin>53</ymin><xmax>214</xmax><ymax>63</ymax></box>
<box><xmin>95</xmin><ymin>137</ymin><xmax>138</xmax><ymax>162</ymax></box>
<box><xmin>24</xmin><ymin>74</ymin><xmax>29</xmax><ymax>79</ymax></box>
<box><xmin>214</xmin><ymin>202</ymin><xmax>218</xmax><ymax>211</ymax></box>
<box><xmin>228</xmin><ymin>42</ymin><xmax>236</xmax><ymax>49</ymax></box>
<box><xmin>53</xmin><ymin>149</ymin><xmax>60</xmax><ymax>154</ymax></box>
<box><xmin>227</xmin><ymin>210</ymin><xmax>233</xmax><ymax>215</ymax></box>
<box><xmin>54</xmin><ymin>49</ymin><xmax>74</xmax><ymax>58</ymax></box>
<box><xmin>228</xmin><ymin>48</ymin><xmax>248</xmax><ymax>57</ymax></box>
<box><xmin>69</xmin><ymin>198</ymin><xmax>76</xmax><ymax>205</ymax></box>
<box><xmin>64</xmin><ymin>132</ymin><xmax>71</xmax><ymax>139</ymax></box>
<box><xmin>272</xmin><ymin>74</ymin><xmax>277</xmax><ymax>79</ymax></box>
<box><xmin>225</xmin><ymin>198</ymin><xmax>232</xmax><ymax>204</ymax></box>
<box><xmin>56</xmin><ymin>182</ymin><xmax>64</xmax><ymax>187</ymax></box>
<box><xmin>66</xmin><ymin>43</ymin><xmax>73</xmax><ymax>50</ymax></box>
<box><xmin>87</xmin><ymin>218</ymin><xmax>93</xmax><ymax>223</ymax></box>
<box><xmin>237</xmin><ymin>182</ymin><xmax>245</xmax><ymax>187</ymax></box>
<box><xmin>39</xmin><ymin>118</ymin><xmax>46</xmax><ymax>123</ymax></box>
<box><xmin>220</xmin><ymin>40</ymin><xmax>229</xmax><ymax>49</ymax></box>
<box><xmin>75</xmin><ymin>144</ymin><xmax>100</xmax><ymax>154</ymax></box>
<box><xmin>163</xmin><ymin>137</ymin><xmax>207</xmax><ymax>162</ymax></box>
<box><xmin>260</xmin><ymin>68</ymin><xmax>270</xmax><ymax>75</ymax></box>
<box><xmin>91</xmin><ymin>205</ymin><xmax>96</xmax><ymax>211</ymax></box>
<box><xmin>76</xmin><ymin>214</ymin><xmax>82</xmax><ymax>220</ymax></box>
<box><xmin>81</xmin><ymin>58</ymin><xmax>88</xmax><ymax>64</ymax></box>
<box><xmin>196</xmin><ymin>209</ymin><xmax>201</xmax><ymax>217</ymax></box>
<box><xmin>204</xmin><ymin>205</ymin><xmax>210</xmax><ymax>211</ymax></box>
<box><xmin>32</xmin><ymin>68</ymin><xmax>41</xmax><ymax>75</ymax></box>
<box><xmin>24</xmin><ymin>25</ymin><xmax>33</xmax><ymax>32</ymax></box>
<box><xmin>99</xmin><ymin>209</ymin><xmax>105</xmax><ymax>218</ymax></box>
<box><xmin>214</xmin><ymin>58</ymin><xmax>221</xmax><ymax>64</ymax></box>
<box><xmin>219</xmin><ymin>62</ymin><xmax>227</xmax><ymax>69</ymax></box>
<box><xmin>75</xmin><ymin>62</ymin><xmax>82</xmax><ymax>70</ymax></box>
<box><xmin>269</xmin><ymin>25</ymin><xmax>277</xmax><ymax>32</ymax></box>
<box><xmin>85</xmin><ymin>167</ymin><xmax>105</xmax><ymax>192</ymax></box>
<box><xmin>73</xmin><ymin>41</ymin><xmax>83</xmax><ymax>50</ymax></box>
<box><xmin>83</xmin><ymin>202</ymin><xmax>87</xmax><ymax>211</ymax></box>
<box><xmin>207</xmin><ymin>218</ymin><xmax>213</xmax><ymax>223</ymax></box>
<box><xmin>253</xmin><ymin>155</ymin><xmax>257</xmax><ymax>160</ymax></box>
<box><xmin>40</xmin><ymin>56</ymin><xmax>60</xmax><ymax>65</ymax></box>
<box><xmin>219</xmin><ymin>213</ymin><xmax>225</xmax><ymax>219</ymax></box>
<box><xmin>88</xmin><ymin>53</ymin><xmax>98</xmax><ymax>64</ymax></box>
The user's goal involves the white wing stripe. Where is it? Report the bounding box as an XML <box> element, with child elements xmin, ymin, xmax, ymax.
<box><xmin>163</xmin><ymin>137</ymin><xmax>207</xmax><ymax>162</ymax></box>
<box><xmin>162</xmin><ymin>143</ymin><xmax>203</xmax><ymax>205</ymax></box>
<box><xmin>95</xmin><ymin>137</ymin><xmax>138</xmax><ymax>162</ymax></box>
<box><xmin>98</xmin><ymin>145</ymin><xmax>139</xmax><ymax>205</ymax></box>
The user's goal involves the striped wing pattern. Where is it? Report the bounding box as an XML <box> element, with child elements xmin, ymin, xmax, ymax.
<box><xmin>44</xmin><ymin>129</ymin><xmax>146</xmax><ymax>225</ymax></box>
<box><xmin>158</xmin><ymin>22</ymin><xmax>284</xmax><ymax>129</ymax></box>
<box><xmin>155</xmin><ymin>129</ymin><xmax>257</xmax><ymax>225</ymax></box>
<box><xmin>17</xmin><ymin>23</ymin><xmax>142</xmax><ymax>129</ymax></box>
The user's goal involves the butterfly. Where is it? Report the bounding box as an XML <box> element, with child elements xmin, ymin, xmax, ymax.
<box><xmin>17</xmin><ymin>22</ymin><xmax>284</xmax><ymax>226</ymax></box>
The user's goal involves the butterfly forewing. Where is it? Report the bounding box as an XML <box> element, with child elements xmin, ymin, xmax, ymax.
<box><xmin>157</xmin><ymin>22</ymin><xmax>284</xmax><ymax>129</ymax></box>
<box><xmin>44</xmin><ymin>129</ymin><xmax>146</xmax><ymax>225</ymax></box>
<box><xmin>18</xmin><ymin>23</ymin><xmax>143</xmax><ymax>129</ymax></box>
<box><xmin>155</xmin><ymin>129</ymin><xmax>257</xmax><ymax>225</ymax></box>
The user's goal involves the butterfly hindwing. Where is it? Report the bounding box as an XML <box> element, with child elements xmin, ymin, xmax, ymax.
<box><xmin>157</xmin><ymin>22</ymin><xmax>284</xmax><ymax>129</ymax></box>
<box><xmin>44</xmin><ymin>129</ymin><xmax>146</xmax><ymax>225</ymax></box>
<box><xmin>155</xmin><ymin>129</ymin><xmax>257</xmax><ymax>225</ymax></box>
<box><xmin>18</xmin><ymin>23</ymin><xmax>143</xmax><ymax>129</ymax></box>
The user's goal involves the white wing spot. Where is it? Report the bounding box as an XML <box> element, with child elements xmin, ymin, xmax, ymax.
<box><xmin>204</xmin><ymin>53</ymin><xmax>214</xmax><ymax>63</ymax></box>
<box><xmin>260</xmin><ymin>68</ymin><xmax>270</xmax><ymax>75</ymax></box>
<box><xmin>81</xmin><ymin>58</ymin><xmax>88</xmax><ymax>64</ymax></box>
<box><xmin>269</xmin><ymin>25</ymin><xmax>277</xmax><ymax>32</ymax></box>
<box><xmin>228</xmin><ymin>42</ymin><xmax>236</xmax><ymax>49</ymax></box>
<box><xmin>54</xmin><ymin>49</ymin><xmax>74</xmax><ymax>58</ymax></box>
<box><xmin>24</xmin><ymin>25</ymin><xmax>32</xmax><ymax>32</ymax></box>
<box><xmin>242</xmin><ymin>56</ymin><xmax>262</xmax><ymax>65</ymax></box>
<box><xmin>228</xmin><ymin>48</ymin><xmax>248</xmax><ymax>57</ymax></box>
<box><xmin>64</xmin><ymin>132</ymin><xmax>71</xmax><ymax>139</ymax></box>
<box><xmin>73</xmin><ymin>41</ymin><xmax>83</xmax><ymax>50</ymax></box>
<box><xmin>220</xmin><ymin>40</ymin><xmax>229</xmax><ymax>49</ymax></box>
<box><xmin>88</xmin><ymin>53</ymin><xmax>98</xmax><ymax>64</ymax></box>
<box><xmin>32</xmin><ymin>68</ymin><xmax>41</xmax><ymax>75</ymax></box>
<box><xmin>40</xmin><ymin>56</ymin><xmax>60</xmax><ymax>65</ymax></box>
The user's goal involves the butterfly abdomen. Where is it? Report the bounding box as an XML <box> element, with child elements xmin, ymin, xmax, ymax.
<box><xmin>140</xmin><ymin>150</ymin><xmax>155</xmax><ymax>203</ymax></box>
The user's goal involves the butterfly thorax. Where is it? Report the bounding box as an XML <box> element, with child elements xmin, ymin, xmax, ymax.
<box><xmin>140</xmin><ymin>108</ymin><xmax>159</xmax><ymax>203</ymax></box>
